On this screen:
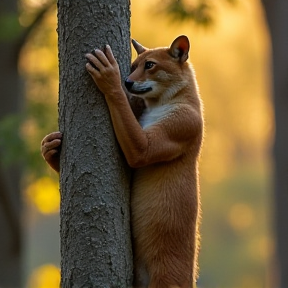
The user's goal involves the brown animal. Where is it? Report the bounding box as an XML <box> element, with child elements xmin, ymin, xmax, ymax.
<box><xmin>41</xmin><ymin>35</ymin><xmax>203</xmax><ymax>288</ymax></box>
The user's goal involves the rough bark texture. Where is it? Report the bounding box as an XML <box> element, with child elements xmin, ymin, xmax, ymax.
<box><xmin>0</xmin><ymin>0</ymin><xmax>22</xmax><ymax>287</ymax></box>
<box><xmin>262</xmin><ymin>1</ymin><xmax>288</xmax><ymax>287</ymax></box>
<box><xmin>57</xmin><ymin>0</ymin><xmax>133</xmax><ymax>287</ymax></box>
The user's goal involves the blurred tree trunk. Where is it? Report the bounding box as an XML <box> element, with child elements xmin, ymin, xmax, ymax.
<box><xmin>262</xmin><ymin>1</ymin><xmax>288</xmax><ymax>287</ymax></box>
<box><xmin>57</xmin><ymin>0</ymin><xmax>133</xmax><ymax>286</ymax></box>
<box><xmin>0</xmin><ymin>1</ymin><xmax>22</xmax><ymax>287</ymax></box>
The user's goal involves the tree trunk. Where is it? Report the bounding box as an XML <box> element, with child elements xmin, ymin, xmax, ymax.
<box><xmin>57</xmin><ymin>0</ymin><xmax>133</xmax><ymax>287</ymax></box>
<box><xmin>0</xmin><ymin>1</ymin><xmax>23</xmax><ymax>287</ymax></box>
<box><xmin>262</xmin><ymin>1</ymin><xmax>288</xmax><ymax>287</ymax></box>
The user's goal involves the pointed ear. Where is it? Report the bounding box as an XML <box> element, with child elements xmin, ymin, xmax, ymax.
<box><xmin>132</xmin><ymin>39</ymin><xmax>147</xmax><ymax>55</ymax></box>
<box><xmin>168</xmin><ymin>35</ymin><xmax>190</xmax><ymax>63</ymax></box>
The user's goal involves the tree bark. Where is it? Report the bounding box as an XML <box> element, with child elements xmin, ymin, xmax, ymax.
<box><xmin>0</xmin><ymin>0</ymin><xmax>23</xmax><ymax>287</ymax></box>
<box><xmin>262</xmin><ymin>1</ymin><xmax>288</xmax><ymax>287</ymax></box>
<box><xmin>57</xmin><ymin>1</ymin><xmax>133</xmax><ymax>287</ymax></box>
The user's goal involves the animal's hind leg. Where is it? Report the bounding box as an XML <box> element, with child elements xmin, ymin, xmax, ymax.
<box><xmin>146</xmin><ymin>259</ymin><xmax>193</xmax><ymax>288</ymax></box>
<box><xmin>148</xmin><ymin>277</ymin><xmax>192</xmax><ymax>288</ymax></box>
<box><xmin>145</xmin><ymin>245</ymin><xmax>194</xmax><ymax>288</ymax></box>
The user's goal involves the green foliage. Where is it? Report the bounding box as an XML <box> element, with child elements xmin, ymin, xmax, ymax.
<box><xmin>163</xmin><ymin>0</ymin><xmax>213</xmax><ymax>25</ymax></box>
<box><xmin>0</xmin><ymin>13</ymin><xmax>22</xmax><ymax>41</ymax></box>
<box><xmin>0</xmin><ymin>114</ymin><xmax>26</xmax><ymax>165</ymax></box>
<box><xmin>0</xmin><ymin>104</ymin><xmax>57</xmax><ymax>178</ymax></box>
<box><xmin>160</xmin><ymin>0</ymin><xmax>238</xmax><ymax>25</ymax></box>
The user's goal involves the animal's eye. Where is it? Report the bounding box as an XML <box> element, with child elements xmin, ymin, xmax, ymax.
<box><xmin>144</xmin><ymin>61</ymin><xmax>156</xmax><ymax>70</ymax></box>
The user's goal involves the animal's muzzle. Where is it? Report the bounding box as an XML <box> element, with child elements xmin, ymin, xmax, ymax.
<box><xmin>125</xmin><ymin>78</ymin><xmax>153</xmax><ymax>94</ymax></box>
<box><xmin>125</xmin><ymin>78</ymin><xmax>134</xmax><ymax>91</ymax></box>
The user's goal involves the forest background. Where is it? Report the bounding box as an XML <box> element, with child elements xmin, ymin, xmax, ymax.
<box><xmin>0</xmin><ymin>0</ymin><xmax>274</xmax><ymax>287</ymax></box>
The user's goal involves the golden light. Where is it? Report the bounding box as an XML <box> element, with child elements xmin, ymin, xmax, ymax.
<box><xmin>26</xmin><ymin>177</ymin><xmax>60</xmax><ymax>214</ymax></box>
<box><xmin>27</xmin><ymin>264</ymin><xmax>60</xmax><ymax>288</ymax></box>
<box><xmin>228</xmin><ymin>203</ymin><xmax>255</xmax><ymax>231</ymax></box>
<box><xmin>250</xmin><ymin>236</ymin><xmax>274</xmax><ymax>261</ymax></box>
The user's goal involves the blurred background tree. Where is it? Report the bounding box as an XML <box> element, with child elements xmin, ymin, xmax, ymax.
<box><xmin>0</xmin><ymin>0</ymin><xmax>23</xmax><ymax>285</ymax></box>
<box><xmin>0</xmin><ymin>0</ymin><xmax>285</xmax><ymax>287</ymax></box>
<box><xmin>261</xmin><ymin>1</ymin><xmax>288</xmax><ymax>287</ymax></box>
<box><xmin>0</xmin><ymin>0</ymin><xmax>55</xmax><ymax>286</ymax></box>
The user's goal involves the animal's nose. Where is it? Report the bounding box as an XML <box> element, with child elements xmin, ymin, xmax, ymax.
<box><xmin>125</xmin><ymin>78</ymin><xmax>134</xmax><ymax>91</ymax></box>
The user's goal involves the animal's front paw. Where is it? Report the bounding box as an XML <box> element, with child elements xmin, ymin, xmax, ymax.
<box><xmin>41</xmin><ymin>131</ymin><xmax>62</xmax><ymax>173</ymax></box>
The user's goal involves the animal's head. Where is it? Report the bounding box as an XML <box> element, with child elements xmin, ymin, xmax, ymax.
<box><xmin>125</xmin><ymin>35</ymin><xmax>191</xmax><ymax>107</ymax></box>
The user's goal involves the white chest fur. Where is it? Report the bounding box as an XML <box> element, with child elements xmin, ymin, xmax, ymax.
<box><xmin>139</xmin><ymin>104</ymin><xmax>172</xmax><ymax>129</ymax></box>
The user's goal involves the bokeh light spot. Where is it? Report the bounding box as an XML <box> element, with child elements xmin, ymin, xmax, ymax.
<box><xmin>26</xmin><ymin>177</ymin><xmax>60</xmax><ymax>214</ymax></box>
<box><xmin>27</xmin><ymin>264</ymin><xmax>60</xmax><ymax>288</ymax></box>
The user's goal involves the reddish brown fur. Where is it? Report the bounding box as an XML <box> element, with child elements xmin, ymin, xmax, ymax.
<box><xmin>126</xmin><ymin>37</ymin><xmax>203</xmax><ymax>288</ymax></box>
<box><xmin>41</xmin><ymin>35</ymin><xmax>203</xmax><ymax>288</ymax></box>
